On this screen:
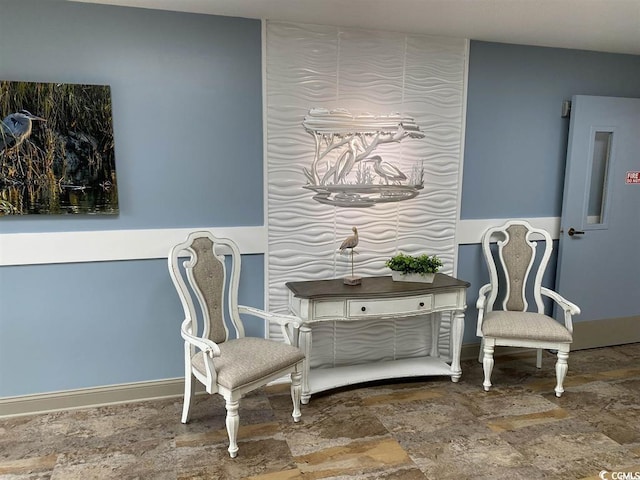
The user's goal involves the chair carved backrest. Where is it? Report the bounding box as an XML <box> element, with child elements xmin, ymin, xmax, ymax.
<box><xmin>481</xmin><ymin>221</ymin><xmax>553</xmax><ymax>315</ymax></box>
<box><xmin>169</xmin><ymin>232</ymin><xmax>245</xmax><ymax>348</ymax></box>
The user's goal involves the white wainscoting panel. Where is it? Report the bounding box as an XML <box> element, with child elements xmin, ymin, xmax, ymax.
<box><xmin>456</xmin><ymin>217</ymin><xmax>561</xmax><ymax>244</ymax></box>
<box><xmin>0</xmin><ymin>226</ymin><xmax>266</xmax><ymax>266</ymax></box>
<box><xmin>0</xmin><ymin>218</ymin><xmax>559</xmax><ymax>267</ymax></box>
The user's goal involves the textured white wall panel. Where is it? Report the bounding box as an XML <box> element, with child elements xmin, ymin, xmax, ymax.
<box><xmin>265</xmin><ymin>22</ymin><xmax>467</xmax><ymax>349</ymax></box>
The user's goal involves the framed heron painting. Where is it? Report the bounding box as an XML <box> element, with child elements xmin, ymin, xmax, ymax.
<box><xmin>0</xmin><ymin>80</ymin><xmax>118</xmax><ymax>215</ymax></box>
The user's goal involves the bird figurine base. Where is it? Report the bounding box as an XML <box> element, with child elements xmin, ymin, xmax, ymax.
<box><xmin>343</xmin><ymin>275</ymin><xmax>362</xmax><ymax>286</ymax></box>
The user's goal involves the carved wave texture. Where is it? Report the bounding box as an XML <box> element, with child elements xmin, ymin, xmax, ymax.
<box><xmin>266</xmin><ymin>22</ymin><xmax>467</xmax><ymax>345</ymax></box>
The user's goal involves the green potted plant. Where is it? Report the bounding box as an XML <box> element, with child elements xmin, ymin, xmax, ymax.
<box><xmin>385</xmin><ymin>252</ymin><xmax>443</xmax><ymax>283</ymax></box>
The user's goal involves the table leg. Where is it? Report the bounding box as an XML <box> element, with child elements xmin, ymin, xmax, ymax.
<box><xmin>450</xmin><ymin>310</ymin><xmax>464</xmax><ymax>382</ymax></box>
<box><xmin>299</xmin><ymin>324</ymin><xmax>312</xmax><ymax>404</ymax></box>
<box><xmin>430</xmin><ymin>313</ymin><xmax>440</xmax><ymax>358</ymax></box>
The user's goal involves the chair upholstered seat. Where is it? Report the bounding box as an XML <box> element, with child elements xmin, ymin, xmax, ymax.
<box><xmin>482</xmin><ymin>311</ymin><xmax>573</xmax><ymax>343</ymax></box>
<box><xmin>192</xmin><ymin>338</ymin><xmax>306</xmax><ymax>390</ymax></box>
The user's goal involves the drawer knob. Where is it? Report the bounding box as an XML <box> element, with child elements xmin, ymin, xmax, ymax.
<box><xmin>361</xmin><ymin>306</ymin><xmax>366</xmax><ymax>312</ymax></box>
<box><xmin>419</xmin><ymin>302</ymin><xmax>425</xmax><ymax>307</ymax></box>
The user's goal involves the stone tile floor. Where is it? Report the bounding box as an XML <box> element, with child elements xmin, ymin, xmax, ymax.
<box><xmin>1</xmin><ymin>343</ymin><xmax>639</xmax><ymax>479</ymax></box>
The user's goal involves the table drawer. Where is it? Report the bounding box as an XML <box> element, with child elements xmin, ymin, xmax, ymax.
<box><xmin>313</xmin><ymin>299</ymin><xmax>346</xmax><ymax>319</ymax></box>
<box><xmin>348</xmin><ymin>295</ymin><xmax>433</xmax><ymax>318</ymax></box>
<box><xmin>434</xmin><ymin>291</ymin><xmax>462</xmax><ymax>309</ymax></box>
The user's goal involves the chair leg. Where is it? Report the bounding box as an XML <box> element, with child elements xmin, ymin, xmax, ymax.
<box><xmin>536</xmin><ymin>348</ymin><xmax>543</xmax><ymax>369</ymax></box>
<box><xmin>291</xmin><ymin>370</ymin><xmax>302</xmax><ymax>422</ymax></box>
<box><xmin>181</xmin><ymin>371</ymin><xmax>195</xmax><ymax>424</ymax></box>
<box><xmin>478</xmin><ymin>337</ymin><xmax>485</xmax><ymax>363</ymax></box>
<box><xmin>225</xmin><ymin>399</ymin><xmax>240</xmax><ymax>458</ymax></box>
<box><xmin>482</xmin><ymin>342</ymin><xmax>495</xmax><ymax>392</ymax></box>
<box><xmin>554</xmin><ymin>349</ymin><xmax>569</xmax><ymax>397</ymax></box>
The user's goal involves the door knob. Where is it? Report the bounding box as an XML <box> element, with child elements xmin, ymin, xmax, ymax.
<box><xmin>568</xmin><ymin>227</ymin><xmax>585</xmax><ymax>237</ymax></box>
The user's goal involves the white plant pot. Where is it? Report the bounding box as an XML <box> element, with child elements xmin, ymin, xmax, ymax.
<box><xmin>391</xmin><ymin>271</ymin><xmax>436</xmax><ymax>283</ymax></box>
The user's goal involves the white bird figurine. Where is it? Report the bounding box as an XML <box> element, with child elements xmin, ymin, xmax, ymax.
<box><xmin>340</xmin><ymin>226</ymin><xmax>359</xmax><ymax>251</ymax></box>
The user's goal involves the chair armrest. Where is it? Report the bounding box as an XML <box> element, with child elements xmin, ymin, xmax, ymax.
<box><xmin>238</xmin><ymin>305</ymin><xmax>302</xmax><ymax>346</ymax></box>
<box><xmin>180</xmin><ymin>318</ymin><xmax>221</xmax><ymax>357</ymax></box>
<box><xmin>541</xmin><ymin>287</ymin><xmax>581</xmax><ymax>333</ymax></box>
<box><xmin>475</xmin><ymin>283</ymin><xmax>492</xmax><ymax>337</ymax></box>
<box><xmin>540</xmin><ymin>287</ymin><xmax>581</xmax><ymax>315</ymax></box>
<box><xmin>476</xmin><ymin>283</ymin><xmax>492</xmax><ymax>310</ymax></box>
<box><xmin>180</xmin><ymin>318</ymin><xmax>221</xmax><ymax>393</ymax></box>
<box><xmin>239</xmin><ymin>305</ymin><xmax>302</xmax><ymax>328</ymax></box>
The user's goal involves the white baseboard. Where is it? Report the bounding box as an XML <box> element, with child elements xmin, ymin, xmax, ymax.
<box><xmin>0</xmin><ymin>378</ymin><xmax>188</xmax><ymax>418</ymax></box>
<box><xmin>570</xmin><ymin>315</ymin><xmax>640</xmax><ymax>350</ymax></box>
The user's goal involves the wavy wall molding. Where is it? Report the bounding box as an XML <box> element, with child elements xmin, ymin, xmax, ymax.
<box><xmin>265</xmin><ymin>22</ymin><xmax>469</xmax><ymax>358</ymax></box>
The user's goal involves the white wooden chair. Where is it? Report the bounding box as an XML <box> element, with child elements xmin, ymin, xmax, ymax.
<box><xmin>168</xmin><ymin>231</ymin><xmax>305</xmax><ymax>457</ymax></box>
<box><xmin>476</xmin><ymin>220</ymin><xmax>580</xmax><ymax>397</ymax></box>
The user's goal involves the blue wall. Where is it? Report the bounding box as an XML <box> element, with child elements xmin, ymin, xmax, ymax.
<box><xmin>0</xmin><ymin>0</ymin><xmax>265</xmax><ymax>397</ymax></box>
<box><xmin>0</xmin><ymin>0</ymin><xmax>263</xmax><ymax>233</ymax></box>
<box><xmin>462</xmin><ymin>42</ymin><xmax>640</xmax><ymax>220</ymax></box>
<box><xmin>1</xmin><ymin>1</ymin><xmax>639</xmax><ymax>397</ymax></box>
<box><xmin>459</xmin><ymin>42</ymin><xmax>640</xmax><ymax>343</ymax></box>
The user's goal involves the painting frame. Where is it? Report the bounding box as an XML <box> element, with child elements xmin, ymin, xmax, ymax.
<box><xmin>0</xmin><ymin>80</ymin><xmax>119</xmax><ymax>216</ymax></box>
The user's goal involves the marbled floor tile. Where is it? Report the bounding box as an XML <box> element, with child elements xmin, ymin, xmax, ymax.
<box><xmin>359</xmin><ymin>386</ymin><xmax>446</xmax><ymax>407</ymax></box>
<box><xmin>176</xmin><ymin>438</ymin><xmax>296</xmax><ymax>480</ymax></box>
<box><xmin>459</xmin><ymin>388</ymin><xmax>562</xmax><ymax>419</ymax></box>
<box><xmin>0</xmin><ymin>411</ymin><xmax>74</xmax><ymax>461</ymax></box>
<box><xmin>616</xmin><ymin>377</ymin><xmax>640</xmax><ymax>393</ymax></box>
<box><xmin>1</xmin><ymin>399</ymin><xmax>183</xmax><ymax>462</ymax></box>
<box><xmin>523</xmin><ymin>368</ymin><xmax>640</xmax><ymax>396</ymax></box>
<box><xmin>272</xmin><ymin>387</ymin><xmax>364</xmax><ymax>416</ymax></box>
<box><xmin>370</xmin><ymin>394</ymin><xmax>479</xmax><ymax>438</ymax></box>
<box><xmin>593</xmin><ymin>367</ymin><xmax>640</xmax><ymax>381</ymax></box>
<box><xmin>175</xmin><ymin>421</ymin><xmax>283</xmax><ymax>449</ymax></box>
<box><xmin>417</xmin><ymin>462</ymin><xmax>550</xmax><ymax>480</ymax></box>
<box><xmin>267</xmin><ymin>388</ymin><xmax>365</xmax><ymax>432</ymax></box>
<box><xmin>407</xmin><ymin>432</ymin><xmax>531</xmax><ymax>479</ymax></box>
<box><xmin>185</xmin><ymin>392</ymin><xmax>277</xmax><ymax>431</ymax></box>
<box><xmin>524</xmin><ymin>372</ymin><xmax>601</xmax><ymax>393</ymax></box>
<box><xmin>542</xmin><ymin>449</ymin><xmax>640</xmax><ymax>480</ymax></box>
<box><xmin>304</xmin><ymin>465</ymin><xmax>428</xmax><ymax>480</ymax></box>
<box><xmin>497</xmin><ymin>415</ymin><xmax>598</xmax><ymax>448</ymax></box>
<box><xmin>563</xmin><ymin>381</ymin><xmax>639</xmax><ymax>411</ymax></box>
<box><xmin>282</xmin><ymin>409</ymin><xmax>390</xmax><ymax>457</ymax></box>
<box><xmin>49</xmin><ymin>438</ymin><xmax>176</xmax><ymax>480</ymax></box>
<box><xmin>486</xmin><ymin>407</ymin><xmax>570</xmax><ymax>432</ymax></box>
<box><xmin>614</xmin><ymin>343</ymin><xmax>640</xmax><ymax>360</ymax></box>
<box><xmin>0</xmin><ymin>453</ymin><xmax>57</xmax><ymax>477</ymax></box>
<box><xmin>242</xmin><ymin>467</ymin><xmax>303</xmax><ymax>479</ymax></box>
<box><xmin>578</xmin><ymin>409</ymin><xmax>640</xmax><ymax>445</ymax></box>
<box><xmin>293</xmin><ymin>437</ymin><xmax>414</xmax><ymax>479</ymax></box>
<box><xmin>516</xmin><ymin>431</ymin><xmax>624</xmax><ymax>473</ymax></box>
<box><xmin>566</xmin><ymin>347</ymin><xmax>637</xmax><ymax>375</ymax></box>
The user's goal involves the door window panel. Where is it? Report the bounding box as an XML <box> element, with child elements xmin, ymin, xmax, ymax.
<box><xmin>587</xmin><ymin>131</ymin><xmax>612</xmax><ymax>225</ymax></box>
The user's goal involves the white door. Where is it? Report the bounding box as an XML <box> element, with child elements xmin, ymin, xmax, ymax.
<box><xmin>556</xmin><ymin>95</ymin><xmax>640</xmax><ymax>323</ymax></box>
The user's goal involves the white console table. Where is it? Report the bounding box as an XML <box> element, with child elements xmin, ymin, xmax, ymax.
<box><xmin>286</xmin><ymin>274</ymin><xmax>469</xmax><ymax>403</ymax></box>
